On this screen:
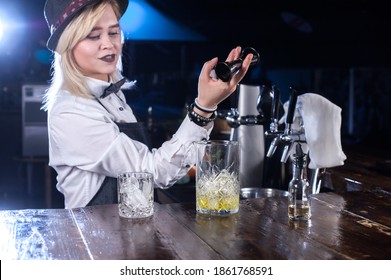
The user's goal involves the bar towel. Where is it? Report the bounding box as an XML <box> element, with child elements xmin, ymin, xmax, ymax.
<box><xmin>281</xmin><ymin>93</ymin><xmax>347</xmax><ymax>169</ymax></box>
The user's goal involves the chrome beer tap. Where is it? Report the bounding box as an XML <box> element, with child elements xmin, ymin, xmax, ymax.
<box><xmin>280</xmin><ymin>87</ymin><xmax>306</xmax><ymax>162</ymax></box>
<box><xmin>263</xmin><ymin>87</ymin><xmax>324</xmax><ymax>195</ymax></box>
<box><xmin>218</xmin><ymin>85</ymin><xmax>269</xmax><ymax>128</ymax></box>
<box><xmin>269</xmin><ymin>85</ymin><xmax>282</xmax><ymax>134</ymax></box>
<box><xmin>222</xmin><ymin>107</ymin><xmax>265</xmax><ymax>128</ymax></box>
<box><xmin>266</xmin><ymin>87</ymin><xmax>306</xmax><ymax>163</ymax></box>
<box><xmin>264</xmin><ymin>85</ymin><xmax>284</xmax><ymax>157</ymax></box>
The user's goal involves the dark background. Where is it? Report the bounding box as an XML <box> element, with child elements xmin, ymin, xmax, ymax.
<box><xmin>0</xmin><ymin>0</ymin><xmax>390</xmax><ymax>209</ymax></box>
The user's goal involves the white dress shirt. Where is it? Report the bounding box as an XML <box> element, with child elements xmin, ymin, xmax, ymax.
<box><xmin>48</xmin><ymin>77</ymin><xmax>213</xmax><ymax>208</ymax></box>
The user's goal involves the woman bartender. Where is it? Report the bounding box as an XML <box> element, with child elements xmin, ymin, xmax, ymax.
<box><xmin>43</xmin><ymin>0</ymin><xmax>253</xmax><ymax>208</ymax></box>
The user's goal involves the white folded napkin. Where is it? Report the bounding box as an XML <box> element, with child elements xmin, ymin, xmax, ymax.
<box><xmin>281</xmin><ymin>93</ymin><xmax>347</xmax><ymax>169</ymax></box>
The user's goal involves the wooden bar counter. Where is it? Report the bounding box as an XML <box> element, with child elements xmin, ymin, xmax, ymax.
<box><xmin>0</xmin><ymin>189</ymin><xmax>390</xmax><ymax>260</ymax></box>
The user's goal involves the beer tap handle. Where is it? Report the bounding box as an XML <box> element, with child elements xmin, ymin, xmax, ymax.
<box><xmin>285</xmin><ymin>87</ymin><xmax>298</xmax><ymax>134</ymax></box>
<box><xmin>256</xmin><ymin>85</ymin><xmax>272</xmax><ymax>119</ymax></box>
<box><xmin>270</xmin><ymin>85</ymin><xmax>281</xmax><ymax>133</ymax></box>
<box><xmin>272</xmin><ymin>86</ymin><xmax>281</xmax><ymax>120</ymax></box>
<box><xmin>279</xmin><ymin>87</ymin><xmax>299</xmax><ymax>163</ymax></box>
<box><xmin>266</xmin><ymin>85</ymin><xmax>282</xmax><ymax>158</ymax></box>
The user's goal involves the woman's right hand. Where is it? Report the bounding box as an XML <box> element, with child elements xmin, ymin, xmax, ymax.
<box><xmin>195</xmin><ymin>46</ymin><xmax>253</xmax><ymax>117</ymax></box>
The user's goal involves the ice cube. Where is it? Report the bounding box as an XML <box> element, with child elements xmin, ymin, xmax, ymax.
<box><xmin>142</xmin><ymin>179</ymin><xmax>152</xmax><ymax>197</ymax></box>
<box><xmin>122</xmin><ymin>179</ymin><xmax>148</xmax><ymax>207</ymax></box>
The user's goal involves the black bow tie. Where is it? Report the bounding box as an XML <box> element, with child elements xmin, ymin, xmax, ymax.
<box><xmin>100</xmin><ymin>78</ymin><xmax>126</xmax><ymax>98</ymax></box>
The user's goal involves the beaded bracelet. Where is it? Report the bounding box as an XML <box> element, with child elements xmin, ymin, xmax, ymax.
<box><xmin>187</xmin><ymin>103</ymin><xmax>216</xmax><ymax>127</ymax></box>
<box><xmin>194</xmin><ymin>98</ymin><xmax>217</xmax><ymax>113</ymax></box>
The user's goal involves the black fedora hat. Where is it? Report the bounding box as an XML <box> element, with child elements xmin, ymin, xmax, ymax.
<box><xmin>44</xmin><ymin>0</ymin><xmax>129</xmax><ymax>52</ymax></box>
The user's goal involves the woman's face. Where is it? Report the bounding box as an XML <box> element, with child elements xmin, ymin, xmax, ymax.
<box><xmin>73</xmin><ymin>5</ymin><xmax>122</xmax><ymax>81</ymax></box>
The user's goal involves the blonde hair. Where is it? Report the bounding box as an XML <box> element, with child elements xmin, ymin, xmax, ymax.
<box><xmin>42</xmin><ymin>0</ymin><xmax>124</xmax><ymax>111</ymax></box>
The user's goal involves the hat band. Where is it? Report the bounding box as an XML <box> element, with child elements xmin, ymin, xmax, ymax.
<box><xmin>51</xmin><ymin>0</ymin><xmax>91</xmax><ymax>34</ymax></box>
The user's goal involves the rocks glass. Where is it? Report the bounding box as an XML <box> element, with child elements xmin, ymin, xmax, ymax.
<box><xmin>117</xmin><ymin>172</ymin><xmax>154</xmax><ymax>218</ymax></box>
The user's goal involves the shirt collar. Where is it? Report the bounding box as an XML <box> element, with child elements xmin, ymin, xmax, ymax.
<box><xmin>85</xmin><ymin>77</ymin><xmax>111</xmax><ymax>99</ymax></box>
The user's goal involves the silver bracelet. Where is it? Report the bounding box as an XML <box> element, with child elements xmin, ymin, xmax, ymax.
<box><xmin>194</xmin><ymin>98</ymin><xmax>217</xmax><ymax>113</ymax></box>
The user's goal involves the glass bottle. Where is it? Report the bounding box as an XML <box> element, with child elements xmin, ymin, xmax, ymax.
<box><xmin>288</xmin><ymin>144</ymin><xmax>311</xmax><ymax>220</ymax></box>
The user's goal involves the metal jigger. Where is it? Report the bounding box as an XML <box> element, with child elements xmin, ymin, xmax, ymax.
<box><xmin>214</xmin><ymin>47</ymin><xmax>260</xmax><ymax>82</ymax></box>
